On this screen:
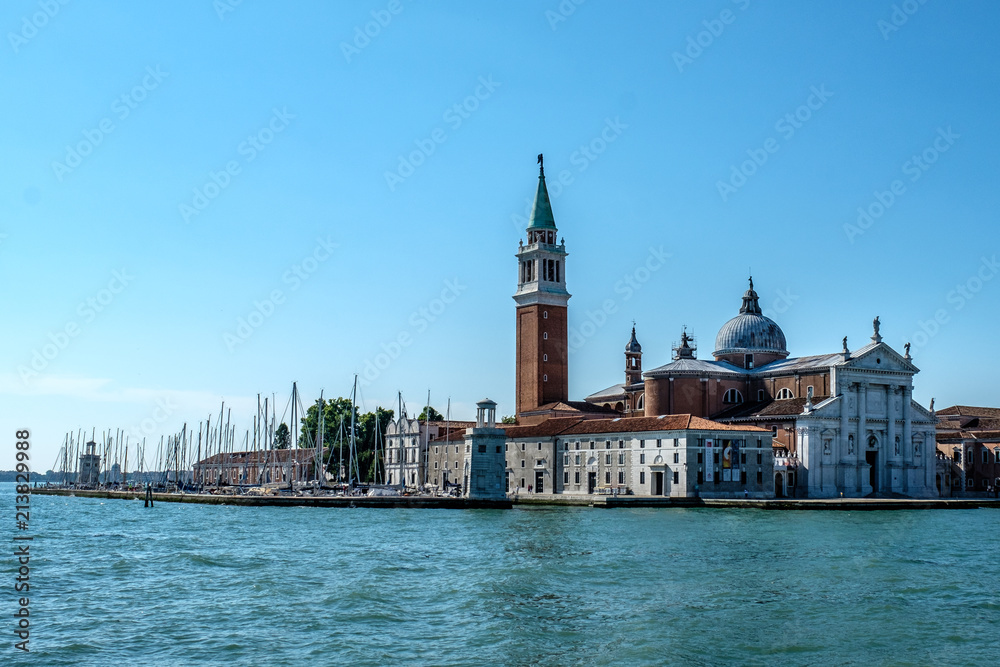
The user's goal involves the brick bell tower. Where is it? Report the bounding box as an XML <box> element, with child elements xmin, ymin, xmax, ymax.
<box><xmin>514</xmin><ymin>154</ymin><xmax>570</xmax><ymax>417</ymax></box>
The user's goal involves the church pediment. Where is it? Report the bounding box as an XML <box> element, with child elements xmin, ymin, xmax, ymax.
<box><xmin>842</xmin><ymin>342</ymin><xmax>918</xmax><ymax>374</ymax></box>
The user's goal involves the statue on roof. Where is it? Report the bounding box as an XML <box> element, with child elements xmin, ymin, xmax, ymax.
<box><xmin>842</xmin><ymin>336</ymin><xmax>848</xmax><ymax>353</ymax></box>
<box><xmin>873</xmin><ymin>316</ymin><xmax>880</xmax><ymax>336</ymax></box>
<box><xmin>904</xmin><ymin>342</ymin><xmax>911</xmax><ymax>359</ymax></box>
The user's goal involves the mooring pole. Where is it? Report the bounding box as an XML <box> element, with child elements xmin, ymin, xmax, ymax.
<box><xmin>145</xmin><ymin>483</ymin><xmax>154</xmax><ymax>508</ymax></box>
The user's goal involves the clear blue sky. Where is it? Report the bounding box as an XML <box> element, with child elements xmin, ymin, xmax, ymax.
<box><xmin>2</xmin><ymin>1</ymin><xmax>998</xmax><ymax>469</ymax></box>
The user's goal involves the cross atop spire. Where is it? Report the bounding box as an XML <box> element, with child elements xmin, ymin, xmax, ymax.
<box><xmin>537</xmin><ymin>152</ymin><xmax>544</xmax><ymax>176</ymax></box>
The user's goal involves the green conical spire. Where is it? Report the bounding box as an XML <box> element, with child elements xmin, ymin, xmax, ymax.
<box><xmin>527</xmin><ymin>154</ymin><xmax>556</xmax><ymax>231</ymax></box>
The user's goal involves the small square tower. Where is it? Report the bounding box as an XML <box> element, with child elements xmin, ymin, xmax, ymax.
<box><xmin>463</xmin><ymin>399</ymin><xmax>508</xmax><ymax>500</ymax></box>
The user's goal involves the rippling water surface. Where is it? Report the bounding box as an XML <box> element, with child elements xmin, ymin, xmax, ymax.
<box><xmin>4</xmin><ymin>484</ymin><xmax>999</xmax><ymax>666</ymax></box>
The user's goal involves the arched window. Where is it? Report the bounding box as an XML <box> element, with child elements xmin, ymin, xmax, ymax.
<box><xmin>775</xmin><ymin>388</ymin><xmax>795</xmax><ymax>400</ymax></box>
<box><xmin>723</xmin><ymin>389</ymin><xmax>744</xmax><ymax>404</ymax></box>
<box><xmin>637</xmin><ymin>394</ymin><xmax>644</xmax><ymax>410</ymax></box>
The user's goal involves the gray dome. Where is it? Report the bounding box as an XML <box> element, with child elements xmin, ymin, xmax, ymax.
<box><xmin>713</xmin><ymin>279</ymin><xmax>788</xmax><ymax>357</ymax></box>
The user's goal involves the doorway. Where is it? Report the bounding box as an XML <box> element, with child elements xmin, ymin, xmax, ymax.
<box><xmin>652</xmin><ymin>471</ymin><xmax>664</xmax><ymax>496</ymax></box>
<box><xmin>534</xmin><ymin>470</ymin><xmax>544</xmax><ymax>494</ymax></box>
<box><xmin>587</xmin><ymin>472</ymin><xmax>596</xmax><ymax>494</ymax></box>
<box><xmin>866</xmin><ymin>450</ymin><xmax>878</xmax><ymax>493</ymax></box>
<box><xmin>774</xmin><ymin>473</ymin><xmax>784</xmax><ymax>498</ymax></box>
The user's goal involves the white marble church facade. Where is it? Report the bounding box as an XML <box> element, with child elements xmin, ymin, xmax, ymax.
<box><xmin>793</xmin><ymin>339</ymin><xmax>938</xmax><ymax>498</ymax></box>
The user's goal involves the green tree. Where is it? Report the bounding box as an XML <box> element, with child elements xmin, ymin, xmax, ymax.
<box><xmin>298</xmin><ymin>398</ymin><xmax>393</xmax><ymax>484</ymax></box>
<box><xmin>274</xmin><ymin>423</ymin><xmax>290</xmax><ymax>449</ymax></box>
<box><xmin>501</xmin><ymin>415</ymin><xmax>517</xmax><ymax>424</ymax></box>
<box><xmin>418</xmin><ymin>406</ymin><xmax>444</xmax><ymax>421</ymax></box>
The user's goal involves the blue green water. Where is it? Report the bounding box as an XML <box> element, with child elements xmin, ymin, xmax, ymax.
<box><xmin>3</xmin><ymin>483</ymin><xmax>999</xmax><ymax>666</ymax></box>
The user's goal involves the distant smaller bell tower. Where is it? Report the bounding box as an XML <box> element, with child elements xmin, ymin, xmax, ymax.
<box><xmin>625</xmin><ymin>324</ymin><xmax>642</xmax><ymax>386</ymax></box>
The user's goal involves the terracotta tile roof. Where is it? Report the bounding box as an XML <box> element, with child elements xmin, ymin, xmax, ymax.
<box><xmin>528</xmin><ymin>401</ymin><xmax>621</xmax><ymax>415</ymax></box>
<box><xmin>713</xmin><ymin>397</ymin><xmax>827</xmax><ymax>421</ymax></box>
<box><xmin>194</xmin><ymin>448</ymin><xmax>327</xmax><ymax>466</ymax></box>
<box><xmin>503</xmin><ymin>417</ymin><xmax>586</xmax><ymax>438</ymax></box>
<box><xmin>936</xmin><ymin>405</ymin><xmax>1000</xmax><ymax>418</ymax></box>
<box><xmin>550</xmin><ymin>414</ymin><xmax>768</xmax><ymax>436</ymax></box>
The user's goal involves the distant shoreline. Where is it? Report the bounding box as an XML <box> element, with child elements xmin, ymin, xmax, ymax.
<box><xmin>30</xmin><ymin>488</ymin><xmax>1000</xmax><ymax>511</ymax></box>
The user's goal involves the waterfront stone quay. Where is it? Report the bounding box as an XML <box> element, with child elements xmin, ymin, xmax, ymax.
<box><xmin>512</xmin><ymin>493</ymin><xmax>1000</xmax><ymax>510</ymax></box>
<box><xmin>33</xmin><ymin>487</ymin><xmax>1000</xmax><ymax>510</ymax></box>
<box><xmin>31</xmin><ymin>488</ymin><xmax>512</xmax><ymax>509</ymax></box>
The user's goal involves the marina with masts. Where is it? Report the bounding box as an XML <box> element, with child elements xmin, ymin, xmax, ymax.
<box><xmin>34</xmin><ymin>377</ymin><xmax>514</xmax><ymax>507</ymax></box>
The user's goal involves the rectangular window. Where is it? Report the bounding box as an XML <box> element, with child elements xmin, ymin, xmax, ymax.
<box><xmin>757</xmin><ymin>453</ymin><xmax>762</xmax><ymax>465</ymax></box>
<box><xmin>618</xmin><ymin>471</ymin><xmax>625</xmax><ymax>484</ymax></box>
<box><xmin>521</xmin><ymin>478</ymin><xmax>525</xmax><ymax>488</ymax></box>
<box><xmin>575</xmin><ymin>442</ymin><xmax>580</xmax><ymax>450</ymax></box>
<box><xmin>640</xmin><ymin>453</ymin><xmax>645</xmax><ymax>464</ymax></box>
<box><xmin>575</xmin><ymin>454</ymin><xmax>581</xmax><ymax>465</ymax></box>
<box><xmin>673</xmin><ymin>471</ymin><xmax>679</xmax><ymax>484</ymax></box>
<box><xmin>697</xmin><ymin>452</ymin><xmax>703</xmax><ymax>464</ymax></box>
<box><xmin>697</xmin><ymin>471</ymin><xmax>704</xmax><ymax>484</ymax></box>
<box><xmin>713</xmin><ymin>453</ymin><xmax>719</xmax><ymax>465</ymax></box>
<box><xmin>520</xmin><ymin>460</ymin><xmax>525</xmax><ymax>468</ymax></box>
<box><xmin>757</xmin><ymin>471</ymin><xmax>763</xmax><ymax>484</ymax></box>
<box><xmin>434</xmin><ymin>462</ymin><xmax>438</xmax><ymax>469</ymax></box>
<box><xmin>564</xmin><ymin>453</ymin><xmax>569</xmax><ymax>465</ymax></box>
<box><xmin>574</xmin><ymin>471</ymin><xmax>580</xmax><ymax>484</ymax></box>
<box><xmin>538</xmin><ymin>443</ymin><xmax>542</xmax><ymax>450</ymax></box>
<box><xmin>619</xmin><ymin>440</ymin><xmax>625</xmax><ymax>449</ymax></box>
<box><xmin>740</xmin><ymin>470</ymin><xmax>747</xmax><ymax>485</ymax></box>
<box><xmin>605</xmin><ymin>471</ymin><xmax>611</xmax><ymax>484</ymax></box>
<box><xmin>618</xmin><ymin>453</ymin><xmax>625</xmax><ymax>465</ymax></box>
<box><xmin>521</xmin><ymin>443</ymin><xmax>525</xmax><ymax>451</ymax></box>
<box><xmin>505</xmin><ymin>444</ymin><xmax>508</xmax><ymax>452</ymax></box>
<box><xmin>589</xmin><ymin>441</ymin><xmax>595</xmax><ymax>449</ymax></box>
<box><xmin>640</xmin><ymin>440</ymin><xmax>645</xmax><ymax>449</ymax></box>
<box><xmin>564</xmin><ymin>471</ymin><xmax>569</xmax><ymax>484</ymax></box>
<box><xmin>640</xmin><ymin>471</ymin><xmax>645</xmax><ymax>485</ymax></box>
<box><xmin>741</xmin><ymin>452</ymin><xmax>746</xmax><ymax>464</ymax></box>
<box><xmin>656</xmin><ymin>439</ymin><xmax>661</xmax><ymax>448</ymax></box>
<box><xmin>605</xmin><ymin>453</ymin><xmax>611</xmax><ymax>465</ymax></box>
<box><xmin>478</xmin><ymin>445</ymin><xmax>486</xmax><ymax>453</ymax></box>
<box><xmin>605</xmin><ymin>440</ymin><xmax>611</xmax><ymax>449</ymax></box>
<box><xmin>771</xmin><ymin>426</ymin><xmax>778</xmax><ymax>436</ymax></box>
<box><xmin>673</xmin><ymin>452</ymin><xmax>679</xmax><ymax>464</ymax></box>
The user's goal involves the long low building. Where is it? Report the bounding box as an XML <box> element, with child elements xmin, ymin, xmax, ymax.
<box><xmin>416</xmin><ymin>414</ymin><xmax>773</xmax><ymax>498</ymax></box>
